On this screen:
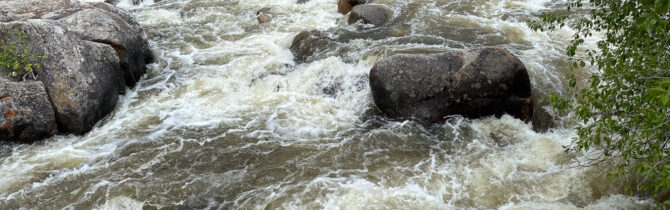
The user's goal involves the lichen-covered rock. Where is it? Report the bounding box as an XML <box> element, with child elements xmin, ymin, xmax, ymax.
<box><xmin>0</xmin><ymin>0</ymin><xmax>153</xmax><ymax>140</ymax></box>
<box><xmin>369</xmin><ymin>47</ymin><xmax>533</xmax><ymax>123</ymax></box>
<box><xmin>0</xmin><ymin>0</ymin><xmax>153</xmax><ymax>87</ymax></box>
<box><xmin>348</xmin><ymin>5</ymin><xmax>390</xmax><ymax>26</ymax></box>
<box><xmin>1</xmin><ymin>20</ymin><xmax>124</xmax><ymax>136</ymax></box>
<box><xmin>0</xmin><ymin>80</ymin><xmax>57</xmax><ymax>142</ymax></box>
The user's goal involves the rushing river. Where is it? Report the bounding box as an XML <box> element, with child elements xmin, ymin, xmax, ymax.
<box><xmin>0</xmin><ymin>0</ymin><xmax>654</xmax><ymax>209</ymax></box>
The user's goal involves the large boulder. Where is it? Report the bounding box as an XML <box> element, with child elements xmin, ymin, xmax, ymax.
<box><xmin>0</xmin><ymin>0</ymin><xmax>153</xmax><ymax>141</ymax></box>
<box><xmin>338</xmin><ymin>0</ymin><xmax>367</xmax><ymax>14</ymax></box>
<box><xmin>0</xmin><ymin>80</ymin><xmax>58</xmax><ymax>142</ymax></box>
<box><xmin>59</xmin><ymin>3</ymin><xmax>154</xmax><ymax>87</ymax></box>
<box><xmin>348</xmin><ymin>5</ymin><xmax>390</xmax><ymax>26</ymax></box>
<box><xmin>369</xmin><ymin>47</ymin><xmax>533</xmax><ymax>123</ymax></box>
<box><xmin>1</xmin><ymin>0</ymin><xmax>154</xmax><ymax>87</ymax></box>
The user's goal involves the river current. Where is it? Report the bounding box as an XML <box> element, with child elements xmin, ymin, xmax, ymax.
<box><xmin>0</xmin><ymin>0</ymin><xmax>653</xmax><ymax>209</ymax></box>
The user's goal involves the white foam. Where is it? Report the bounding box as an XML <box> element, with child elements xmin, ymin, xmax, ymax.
<box><xmin>135</xmin><ymin>9</ymin><xmax>183</xmax><ymax>26</ymax></box>
<box><xmin>93</xmin><ymin>196</ymin><xmax>145</xmax><ymax>210</ymax></box>
<box><xmin>0</xmin><ymin>0</ymin><xmax>644</xmax><ymax>209</ymax></box>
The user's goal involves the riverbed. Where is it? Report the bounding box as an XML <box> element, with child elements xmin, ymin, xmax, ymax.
<box><xmin>0</xmin><ymin>0</ymin><xmax>651</xmax><ymax>209</ymax></box>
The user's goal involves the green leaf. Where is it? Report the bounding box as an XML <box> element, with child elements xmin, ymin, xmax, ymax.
<box><xmin>534</xmin><ymin>0</ymin><xmax>670</xmax><ymax>203</ymax></box>
<box><xmin>650</xmin><ymin>87</ymin><xmax>665</xmax><ymax>94</ymax></box>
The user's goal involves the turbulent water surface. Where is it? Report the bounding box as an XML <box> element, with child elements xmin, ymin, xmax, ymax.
<box><xmin>0</xmin><ymin>0</ymin><xmax>653</xmax><ymax>209</ymax></box>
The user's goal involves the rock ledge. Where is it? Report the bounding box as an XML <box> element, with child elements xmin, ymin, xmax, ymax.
<box><xmin>0</xmin><ymin>0</ymin><xmax>153</xmax><ymax>142</ymax></box>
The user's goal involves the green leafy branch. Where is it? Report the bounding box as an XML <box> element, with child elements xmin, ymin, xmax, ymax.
<box><xmin>533</xmin><ymin>0</ymin><xmax>669</xmax><ymax>207</ymax></box>
<box><xmin>0</xmin><ymin>30</ymin><xmax>46</xmax><ymax>78</ymax></box>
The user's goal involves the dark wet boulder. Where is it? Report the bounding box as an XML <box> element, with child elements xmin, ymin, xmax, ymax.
<box><xmin>369</xmin><ymin>47</ymin><xmax>533</xmax><ymax>123</ymax></box>
<box><xmin>0</xmin><ymin>80</ymin><xmax>58</xmax><ymax>142</ymax></box>
<box><xmin>289</xmin><ymin>30</ymin><xmax>338</xmax><ymax>63</ymax></box>
<box><xmin>338</xmin><ymin>0</ymin><xmax>367</xmax><ymax>14</ymax></box>
<box><xmin>0</xmin><ymin>0</ymin><xmax>153</xmax><ymax>140</ymax></box>
<box><xmin>348</xmin><ymin>5</ymin><xmax>390</xmax><ymax>26</ymax></box>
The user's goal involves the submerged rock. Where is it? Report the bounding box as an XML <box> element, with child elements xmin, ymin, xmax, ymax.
<box><xmin>289</xmin><ymin>30</ymin><xmax>338</xmax><ymax>63</ymax></box>
<box><xmin>0</xmin><ymin>0</ymin><xmax>153</xmax><ymax>141</ymax></box>
<box><xmin>256</xmin><ymin>7</ymin><xmax>272</xmax><ymax>24</ymax></box>
<box><xmin>288</xmin><ymin>27</ymin><xmax>396</xmax><ymax>63</ymax></box>
<box><xmin>348</xmin><ymin>5</ymin><xmax>390</xmax><ymax>26</ymax></box>
<box><xmin>369</xmin><ymin>47</ymin><xmax>533</xmax><ymax>123</ymax></box>
<box><xmin>338</xmin><ymin>0</ymin><xmax>367</xmax><ymax>14</ymax></box>
<box><xmin>256</xmin><ymin>7</ymin><xmax>272</xmax><ymax>15</ymax></box>
<box><xmin>258</xmin><ymin>14</ymin><xmax>272</xmax><ymax>24</ymax></box>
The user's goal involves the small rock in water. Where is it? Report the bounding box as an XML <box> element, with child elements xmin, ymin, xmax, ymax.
<box><xmin>338</xmin><ymin>0</ymin><xmax>367</xmax><ymax>14</ymax></box>
<box><xmin>289</xmin><ymin>30</ymin><xmax>337</xmax><ymax>63</ymax></box>
<box><xmin>256</xmin><ymin>7</ymin><xmax>272</xmax><ymax>24</ymax></box>
<box><xmin>348</xmin><ymin>4</ymin><xmax>390</xmax><ymax>26</ymax></box>
<box><xmin>257</xmin><ymin>14</ymin><xmax>272</xmax><ymax>24</ymax></box>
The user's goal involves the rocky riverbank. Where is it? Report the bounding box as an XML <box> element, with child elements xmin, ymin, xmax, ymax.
<box><xmin>0</xmin><ymin>0</ymin><xmax>153</xmax><ymax>142</ymax></box>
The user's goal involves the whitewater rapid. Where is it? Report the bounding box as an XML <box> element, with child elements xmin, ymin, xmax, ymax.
<box><xmin>0</xmin><ymin>0</ymin><xmax>651</xmax><ymax>209</ymax></box>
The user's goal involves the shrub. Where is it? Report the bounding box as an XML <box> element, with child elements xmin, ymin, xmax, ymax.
<box><xmin>0</xmin><ymin>30</ymin><xmax>46</xmax><ymax>78</ymax></box>
<box><xmin>533</xmin><ymin>0</ymin><xmax>669</xmax><ymax>207</ymax></box>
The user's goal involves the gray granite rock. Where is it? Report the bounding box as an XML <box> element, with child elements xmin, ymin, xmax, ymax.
<box><xmin>60</xmin><ymin>3</ymin><xmax>154</xmax><ymax>87</ymax></box>
<box><xmin>0</xmin><ymin>0</ymin><xmax>153</xmax><ymax>141</ymax></box>
<box><xmin>349</xmin><ymin>5</ymin><xmax>390</xmax><ymax>26</ymax></box>
<box><xmin>369</xmin><ymin>47</ymin><xmax>533</xmax><ymax>123</ymax></box>
<box><xmin>0</xmin><ymin>81</ymin><xmax>57</xmax><ymax>142</ymax></box>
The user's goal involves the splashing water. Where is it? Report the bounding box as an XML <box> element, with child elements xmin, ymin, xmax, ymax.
<box><xmin>0</xmin><ymin>0</ymin><xmax>652</xmax><ymax>209</ymax></box>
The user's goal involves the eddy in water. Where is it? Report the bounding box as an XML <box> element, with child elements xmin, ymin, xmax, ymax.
<box><xmin>0</xmin><ymin>0</ymin><xmax>654</xmax><ymax>209</ymax></box>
